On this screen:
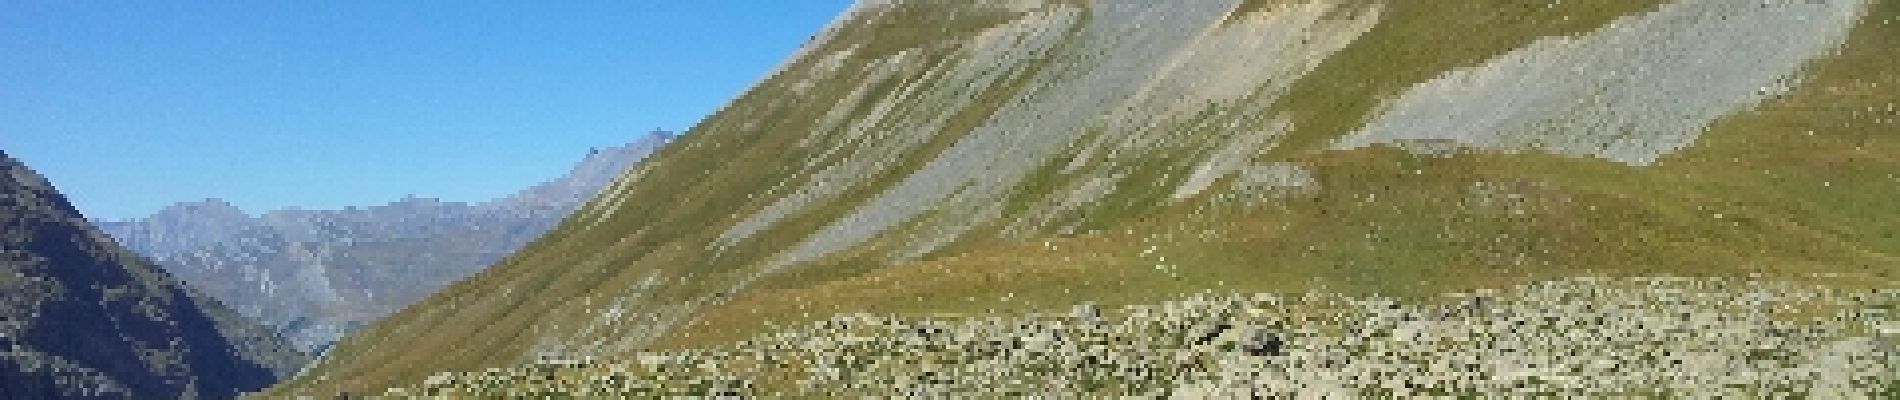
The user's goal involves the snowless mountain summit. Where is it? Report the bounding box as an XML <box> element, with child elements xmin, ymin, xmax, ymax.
<box><xmin>274</xmin><ymin>0</ymin><xmax>1898</xmax><ymax>396</ymax></box>
<box><xmin>97</xmin><ymin>133</ymin><xmax>673</xmax><ymax>353</ymax></box>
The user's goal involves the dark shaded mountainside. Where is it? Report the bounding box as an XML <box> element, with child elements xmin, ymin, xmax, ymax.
<box><xmin>278</xmin><ymin>0</ymin><xmax>1897</xmax><ymax>396</ymax></box>
<box><xmin>0</xmin><ymin>151</ymin><xmax>306</xmax><ymax>399</ymax></box>
<box><xmin>99</xmin><ymin>131</ymin><xmax>674</xmax><ymax>352</ymax></box>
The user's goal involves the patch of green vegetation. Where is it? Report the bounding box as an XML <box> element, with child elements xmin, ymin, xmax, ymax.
<box><xmin>1230</xmin><ymin>0</ymin><xmax>1277</xmax><ymax>18</ymax></box>
<box><xmin>813</xmin><ymin>3</ymin><xmax>1023</xmax><ymax>61</ymax></box>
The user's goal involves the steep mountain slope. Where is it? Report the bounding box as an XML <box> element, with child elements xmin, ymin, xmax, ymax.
<box><xmin>98</xmin><ymin>131</ymin><xmax>673</xmax><ymax>352</ymax></box>
<box><xmin>0</xmin><ymin>151</ymin><xmax>306</xmax><ymax>399</ymax></box>
<box><xmin>275</xmin><ymin>0</ymin><xmax>1899</xmax><ymax>396</ymax></box>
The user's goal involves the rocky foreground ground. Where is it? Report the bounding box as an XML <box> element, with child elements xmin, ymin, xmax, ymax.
<box><xmin>381</xmin><ymin>277</ymin><xmax>1898</xmax><ymax>398</ymax></box>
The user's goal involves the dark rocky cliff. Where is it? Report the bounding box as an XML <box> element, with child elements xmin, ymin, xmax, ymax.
<box><xmin>0</xmin><ymin>150</ymin><xmax>305</xmax><ymax>399</ymax></box>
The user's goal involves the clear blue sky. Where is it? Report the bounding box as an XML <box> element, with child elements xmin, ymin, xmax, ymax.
<box><xmin>0</xmin><ymin>1</ymin><xmax>852</xmax><ymax>220</ymax></box>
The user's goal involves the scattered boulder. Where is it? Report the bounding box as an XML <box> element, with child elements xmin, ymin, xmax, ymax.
<box><xmin>1241</xmin><ymin>328</ymin><xmax>1284</xmax><ymax>357</ymax></box>
<box><xmin>1070</xmin><ymin>302</ymin><xmax>1101</xmax><ymax>325</ymax></box>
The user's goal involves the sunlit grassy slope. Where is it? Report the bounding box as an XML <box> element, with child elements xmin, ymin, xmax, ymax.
<box><xmin>268</xmin><ymin>0</ymin><xmax>1898</xmax><ymax>396</ymax></box>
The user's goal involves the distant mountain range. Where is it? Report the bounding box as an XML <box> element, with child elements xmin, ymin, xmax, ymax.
<box><xmin>1</xmin><ymin>150</ymin><xmax>306</xmax><ymax>399</ymax></box>
<box><xmin>98</xmin><ymin>130</ymin><xmax>674</xmax><ymax>352</ymax></box>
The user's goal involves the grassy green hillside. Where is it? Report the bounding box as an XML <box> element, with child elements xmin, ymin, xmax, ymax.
<box><xmin>268</xmin><ymin>0</ymin><xmax>1899</xmax><ymax>396</ymax></box>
